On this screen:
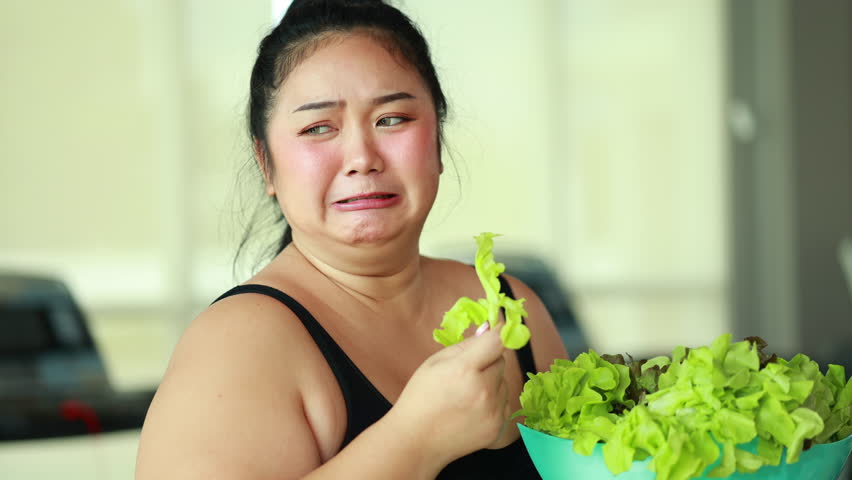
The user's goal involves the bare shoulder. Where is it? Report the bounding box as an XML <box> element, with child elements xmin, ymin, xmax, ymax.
<box><xmin>135</xmin><ymin>292</ymin><xmax>330</xmax><ymax>479</ymax></box>
<box><xmin>422</xmin><ymin>256</ymin><xmax>480</xmax><ymax>288</ymax></box>
<box><xmin>161</xmin><ymin>292</ymin><xmax>310</xmax><ymax>380</ymax></box>
<box><xmin>501</xmin><ymin>273</ymin><xmax>570</xmax><ymax>371</ymax></box>
<box><xmin>422</xmin><ymin>255</ymin><xmax>473</xmax><ymax>273</ymax></box>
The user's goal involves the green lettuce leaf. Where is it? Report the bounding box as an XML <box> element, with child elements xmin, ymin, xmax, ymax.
<box><xmin>433</xmin><ymin>232</ymin><xmax>531</xmax><ymax>349</ymax></box>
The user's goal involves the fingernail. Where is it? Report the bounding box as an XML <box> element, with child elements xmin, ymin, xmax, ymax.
<box><xmin>475</xmin><ymin>323</ymin><xmax>490</xmax><ymax>336</ymax></box>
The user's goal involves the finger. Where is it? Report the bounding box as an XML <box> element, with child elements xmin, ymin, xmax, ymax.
<box><xmin>493</xmin><ymin>382</ymin><xmax>511</xmax><ymax>437</ymax></box>
<box><xmin>479</xmin><ymin>353</ymin><xmax>506</xmax><ymax>387</ymax></box>
<box><xmin>453</xmin><ymin>327</ymin><xmax>506</xmax><ymax>370</ymax></box>
<box><xmin>496</xmin><ymin>378</ymin><xmax>508</xmax><ymax>408</ymax></box>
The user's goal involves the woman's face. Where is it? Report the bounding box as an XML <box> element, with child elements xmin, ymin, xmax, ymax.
<box><xmin>264</xmin><ymin>33</ymin><xmax>441</xmax><ymax>248</ymax></box>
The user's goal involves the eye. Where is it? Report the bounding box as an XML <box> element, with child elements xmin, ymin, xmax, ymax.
<box><xmin>300</xmin><ymin>124</ymin><xmax>333</xmax><ymax>135</ymax></box>
<box><xmin>376</xmin><ymin>116</ymin><xmax>410</xmax><ymax>127</ymax></box>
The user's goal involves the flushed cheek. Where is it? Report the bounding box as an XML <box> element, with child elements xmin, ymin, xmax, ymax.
<box><xmin>273</xmin><ymin>142</ymin><xmax>340</xmax><ymax>210</ymax></box>
<box><xmin>381</xmin><ymin>125</ymin><xmax>440</xmax><ymax>172</ymax></box>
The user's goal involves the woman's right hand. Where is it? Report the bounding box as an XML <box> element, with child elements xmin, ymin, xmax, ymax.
<box><xmin>388</xmin><ymin>325</ymin><xmax>511</xmax><ymax>467</ymax></box>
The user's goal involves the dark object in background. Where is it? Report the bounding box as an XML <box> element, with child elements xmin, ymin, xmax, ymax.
<box><xmin>0</xmin><ymin>272</ymin><xmax>153</xmax><ymax>441</ymax></box>
<box><xmin>0</xmin><ymin>273</ymin><xmax>108</xmax><ymax>396</ymax></box>
<box><xmin>499</xmin><ymin>254</ymin><xmax>589</xmax><ymax>358</ymax></box>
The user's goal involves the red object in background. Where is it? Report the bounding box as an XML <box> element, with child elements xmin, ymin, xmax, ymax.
<box><xmin>60</xmin><ymin>399</ymin><xmax>102</xmax><ymax>435</ymax></box>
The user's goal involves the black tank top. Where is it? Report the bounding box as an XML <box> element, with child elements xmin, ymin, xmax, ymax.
<box><xmin>213</xmin><ymin>275</ymin><xmax>542</xmax><ymax>479</ymax></box>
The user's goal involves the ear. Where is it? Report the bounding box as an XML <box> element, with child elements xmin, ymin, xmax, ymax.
<box><xmin>254</xmin><ymin>139</ymin><xmax>276</xmax><ymax>196</ymax></box>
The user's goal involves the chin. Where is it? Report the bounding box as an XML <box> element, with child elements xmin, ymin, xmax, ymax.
<box><xmin>334</xmin><ymin>208</ymin><xmax>429</xmax><ymax>247</ymax></box>
<box><xmin>340</xmin><ymin>223</ymin><xmax>392</xmax><ymax>246</ymax></box>
<box><xmin>341</xmin><ymin>219</ymin><xmax>417</xmax><ymax>247</ymax></box>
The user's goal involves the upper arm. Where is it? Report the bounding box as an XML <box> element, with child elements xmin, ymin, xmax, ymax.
<box><xmin>504</xmin><ymin>274</ymin><xmax>570</xmax><ymax>371</ymax></box>
<box><xmin>135</xmin><ymin>296</ymin><xmax>323</xmax><ymax>480</ymax></box>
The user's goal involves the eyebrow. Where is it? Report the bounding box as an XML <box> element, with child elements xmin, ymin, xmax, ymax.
<box><xmin>292</xmin><ymin>100</ymin><xmax>341</xmax><ymax>113</ymax></box>
<box><xmin>372</xmin><ymin>92</ymin><xmax>416</xmax><ymax>105</ymax></box>
<box><xmin>291</xmin><ymin>92</ymin><xmax>416</xmax><ymax>113</ymax></box>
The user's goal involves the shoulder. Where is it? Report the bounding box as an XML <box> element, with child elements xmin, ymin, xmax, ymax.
<box><xmin>422</xmin><ymin>256</ymin><xmax>479</xmax><ymax>285</ymax></box>
<box><xmin>169</xmin><ymin>290</ymin><xmax>309</xmax><ymax>376</ymax></box>
<box><xmin>501</xmin><ymin>273</ymin><xmax>570</xmax><ymax>370</ymax></box>
<box><xmin>136</xmin><ymin>289</ymin><xmax>329</xmax><ymax>478</ymax></box>
<box><xmin>422</xmin><ymin>255</ymin><xmax>473</xmax><ymax>273</ymax></box>
<box><xmin>423</xmin><ymin>256</ymin><xmax>508</xmax><ymax>305</ymax></box>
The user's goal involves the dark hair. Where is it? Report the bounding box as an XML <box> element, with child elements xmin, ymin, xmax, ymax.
<box><xmin>234</xmin><ymin>0</ymin><xmax>448</xmax><ymax>274</ymax></box>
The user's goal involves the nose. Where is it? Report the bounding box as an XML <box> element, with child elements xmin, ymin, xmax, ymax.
<box><xmin>342</xmin><ymin>127</ymin><xmax>384</xmax><ymax>176</ymax></box>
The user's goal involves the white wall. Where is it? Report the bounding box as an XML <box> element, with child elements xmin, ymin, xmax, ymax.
<box><xmin>554</xmin><ymin>1</ymin><xmax>729</xmax><ymax>354</ymax></box>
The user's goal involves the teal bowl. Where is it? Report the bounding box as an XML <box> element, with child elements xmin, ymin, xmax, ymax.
<box><xmin>518</xmin><ymin>424</ymin><xmax>852</xmax><ymax>480</ymax></box>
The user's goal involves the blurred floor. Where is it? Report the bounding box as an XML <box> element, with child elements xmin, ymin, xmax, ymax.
<box><xmin>0</xmin><ymin>430</ymin><xmax>140</xmax><ymax>480</ymax></box>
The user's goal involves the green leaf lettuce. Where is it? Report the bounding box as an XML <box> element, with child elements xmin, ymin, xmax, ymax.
<box><xmin>433</xmin><ymin>232</ymin><xmax>531</xmax><ymax>350</ymax></box>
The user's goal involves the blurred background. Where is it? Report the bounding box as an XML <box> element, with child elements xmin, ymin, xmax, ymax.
<box><xmin>1</xmin><ymin>0</ymin><xmax>850</xmax><ymax>478</ymax></box>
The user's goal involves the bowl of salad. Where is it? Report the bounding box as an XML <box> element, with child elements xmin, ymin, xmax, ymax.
<box><xmin>515</xmin><ymin>335</ymin><xmax>852</xmax><ymax>480</ymax></box>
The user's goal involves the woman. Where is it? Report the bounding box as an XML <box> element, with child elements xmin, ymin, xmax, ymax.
<box><xmin>135</xmin><ymin>1</ymin><xmax>568</xmax><ymax>478</ymax></box>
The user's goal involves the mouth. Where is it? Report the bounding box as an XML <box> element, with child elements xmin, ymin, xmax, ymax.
<box><xmin>335</xmin><ymin>193</ymin><xmax>397</xmax><ymax>204</ymax></box>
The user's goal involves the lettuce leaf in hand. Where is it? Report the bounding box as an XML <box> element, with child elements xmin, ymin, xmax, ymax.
<box><xmin>433</xmin><ymin>232</ymin><xmax>531</xmax><ymax>350</ymax></box>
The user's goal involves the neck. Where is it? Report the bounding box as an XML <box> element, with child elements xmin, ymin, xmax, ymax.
<box><xmin>286</xmin><ymin>230</ymin><xmax>429</xmax><ymax>312</ymax></box>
